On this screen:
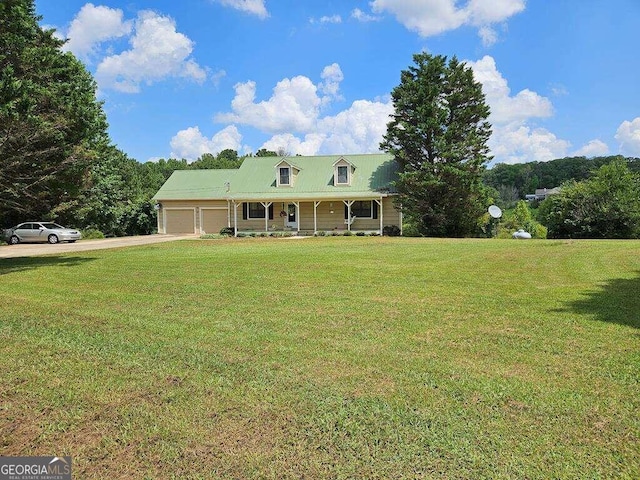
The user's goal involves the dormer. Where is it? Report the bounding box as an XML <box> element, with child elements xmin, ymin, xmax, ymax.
<box><xmin>275</xmin><ymin>159</ymin><xmax>300</xmax><ymax>187</ymax></box>
<box><xmin>333</xmin><ymin>157</ymin><xmax>354</xmax><ymax>186</ymax></box>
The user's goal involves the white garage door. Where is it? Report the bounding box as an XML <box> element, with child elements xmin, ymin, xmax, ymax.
<box><xmin>202</xmin><ymin>209</ymin><xmax>228</xmax><ymax>235</ymax></box>
<box><xmin>165</xmin><ymin>209</ymin><xmax>195</xmax><ymax>234</ymax></box>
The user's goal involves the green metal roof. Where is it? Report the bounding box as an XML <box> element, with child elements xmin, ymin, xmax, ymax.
<box><xmin>152</xmin><ymin>169</ymin><xmax>236</xmax><ymax>200</ymax></box>
<box><xmin>153</xmin><ymin>154</ymin><xmax>398</xmax><ymax>201</ymax></box>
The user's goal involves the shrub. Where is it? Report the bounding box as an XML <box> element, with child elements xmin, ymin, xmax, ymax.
<box><xmin>343</xmin><ymin>230</ymin><xmax>353</xmax><ymax>236</ymax></box>
<box><xmin>200</xmin><ymin>233</ymin><xmax>223</xmax><ymax>239</ymax></box>
<box><xmin>383</xmin><ymin>225</ymin><xmax>401</xmax><ymax>236</ymax></box>
<box><xmin>402</xmin><ymin>223</ymin><xmax>422</xmax><ymax>237</ymax></box>
<box><xmin>496</xmin><ymin>201</ymin><xmax>547</xmax><ymax>239</ymax></box>
<box><xmin>81</xmin><ymin>228</ymin><xmax>105</xmax><ymax>239</ymax></box>
<box><xmin>219</xmin><ymin>227</ymin><xmax>235</xmax><ymax>236</ymax></box>
<box><xmin>355</xmin><ymin>231</ymin><xmax>366</xmax><ymax>236</ymax></box>
<box><xmin>315</xmin><ymin>231</ymin><xmax>326</xmax><ymax>237</ymax></box>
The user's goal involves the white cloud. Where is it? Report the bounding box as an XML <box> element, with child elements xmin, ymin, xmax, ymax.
<box><xmin>261</xmin><ymin>133</ymin><xmax>326</xmax><ymax>156</ymax></box>
<box><xmin>311</xmin><ymin>15</ymin><xmax>342</xmax><ymax>24</ymax></box>
<box><xmin>370</xmin><ymin>0</ymin><xmax>524</xmax><ymax>43</ymax></box>
<box><xmin>351</xmin><ymin>8</ymin><xmax>381</xmax><ymax>22</ymax></box>
<box><xmin>463</xmin><ymin>55</ymin><xmax>572</xmax><ymax>164</ymax></box>
<box><xmin>213</xmin><ymin>65</ymin><xmax>392</xmax><ymax>155</ymax></box>
<box><xmin>260</xmin><ymin>99</ymin><xmax>393</xmax><ymax>156</ymax></box>
<box><xmin>96</xmin><ymin>11</ymin><xmax>206</xmax><ymax>93</ymax></box>
<box><xmin>214</xmin><ymin>0</ymin><xmax>268</xmax><ymax>19</ymax></box>
<box><xmin>615</xmin><ymin>117</ymin><xmax>640</xmax><ymax>156</ymax></box>
<box><xmin>466</xmin><ymin>0</ymin><xmax>526</xmax><ymax>25</ymax></box>
<box><xmin>170</xmin><ymin>125</ymin><xmax>243</xmax><ymax>160</ymax></box>
<box><xmin>214</xmin><ymin>74</ymin><xmax>322</xmax><ymax>133</ymax></box>
<box><xmin>211</xmin><ymin>69</ymin><xmax>227</xmax><ymax>88</ymax></box>
<box><xmin>318</xmin><ymin>63</ymin><xmax>344</xmax><ymax>102</ymax></box>
<box><xmin>573</xmin><ymin>139</ymin><xmax>610</xmax><ymax>158</ymax></box>
<box><xmin>478</xmin><ymin>26</ymin><xmax>497</xmax><ymax>47</ymax></box>
<box><xmin>468</xmin><ymin>56</ymin><xmax>553</xmax><ymax>124</ymax></box>
<box><xmin>317</xmin><ymin>100</ymin><xmax>393</xmax><ymax>154</ymax></box>
<box><xmin>62</xmin><ymin>3</ymin><xmax>132</xmax><ymax>59</ymax></box>
<box><xmin>489</xmin><ymin>125</ymin><xmax>570</xmax><ymax>164</ymax></box>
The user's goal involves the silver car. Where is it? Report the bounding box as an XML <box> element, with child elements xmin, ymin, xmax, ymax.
<box><xmin>4</xmin><ymin>222</ymin><xmax>82</xmax><ymax>245</ymax></box>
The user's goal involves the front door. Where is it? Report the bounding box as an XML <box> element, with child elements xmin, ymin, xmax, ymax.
<box><xmin>285</xmin><ymin>203</ymin><xmax>297</xmax><ymax>229</ymax></box>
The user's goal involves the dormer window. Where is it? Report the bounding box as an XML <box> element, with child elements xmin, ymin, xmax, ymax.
<box><xmin>337</xmin><ymin>166</ymin><xmax>348</xmax><ymax>184</ymax></box>
<box><xmin>275</xmin><ymin>159</ymin><xmax>299</xmax><ymax>187</ymax></box>
<box><xmin>279</xmin><ymin>166</ymin><xmax>290</xmax><ymax>186</ymax></box>
<box><xmin>333</xmin><ymin>158</ymin><xmax>353</xmax><ymax>186</ymax></box>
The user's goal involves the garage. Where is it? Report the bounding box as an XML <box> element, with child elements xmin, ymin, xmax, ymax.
<box><xmin>165</xmin><ymin>208</ymin><xmax>195</xmax><ymax>234</ymax></box>
<box><xmin>201</xmin><ymin>208</ymin><xmax>228</xmax><ymax>234</ymax></box>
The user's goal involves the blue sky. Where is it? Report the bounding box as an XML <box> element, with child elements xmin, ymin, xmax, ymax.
<box><xmin>36</xmin><ymin>0</ymin><xmax>640</xmax><ymax>165</ymax></box>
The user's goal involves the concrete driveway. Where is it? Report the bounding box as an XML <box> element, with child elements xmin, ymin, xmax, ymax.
<box><xmin>0</xmin><ymin>234</ymin><xmax>197</xmax><ymax>259</ymax></box>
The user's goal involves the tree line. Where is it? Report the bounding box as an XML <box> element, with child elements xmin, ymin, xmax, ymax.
<box><xmin>483</xmin><ymin>155</ymin><xmax>640</xmax><ymax>206</ymax></box>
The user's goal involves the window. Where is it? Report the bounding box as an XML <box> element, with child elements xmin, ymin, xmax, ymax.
<box><xmin>344</xmin><ymin>201</ymin><xmax>377</xmax><ymax>219</ymax></box>
<box><xmin>337</xmin><ymin>165</ymin><xmax>349</xmax><ymax>184</ymax></box>
<box><xmin>279</xmin><ymin>167</ymin><xmax>290</xmax><ymax>186</ymax></box>
<box><xmin>243</xmin><ymin>203</ymin><xmax>274</xmax><ymax>219</ymax></box>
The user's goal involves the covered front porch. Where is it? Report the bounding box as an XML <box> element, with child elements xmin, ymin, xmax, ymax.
<box><xmin>230</xmin><ymin>197</ymin><xmax>399</xmax><ymax>236</ymax></box>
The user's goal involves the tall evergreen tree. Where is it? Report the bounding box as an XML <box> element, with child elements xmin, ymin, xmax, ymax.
<box><xmin>0</xmin><ymin>0</ymin><xmax>109</xmax><ymax>226</ymax></box>
<box><xmin>381</xmin><ymin>53</ymin><xmax>492</xmax><ymax>237</ymax></box>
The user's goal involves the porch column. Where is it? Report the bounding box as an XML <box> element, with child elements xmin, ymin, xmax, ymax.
<box><xmin>227</xmin><ymin>200</ymin><xmax>231</xmax><ymax>227</ymax></box>
<box><xmin>233</xmin><ymin>201</ymin><xmax>240</xmax><ymax>237</ymax></box>
<box><xmin>314</xmin><ymin>201</ymin><xmax>321</xmax><ymax>235</ymax></box>
<box><xmin>374</xmin><ymin>197</ymin><xmax>384</xmax><ymax>235</ymax></box>
<box><xmin>261</xmin><ymin>202</ymin><xmax>272</xmax><ymax>232</ymax></box>
<box><xmin>343</xmin><ymin>200</ymin><xmax>354</xmax><ymax>232</ymax></box>
<box><xmin>292</xmin><ymin>201</ymin><xmax>300</xmax><ymax>234</ymax></box>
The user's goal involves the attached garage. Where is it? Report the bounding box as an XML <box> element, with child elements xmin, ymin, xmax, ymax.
<box><xmin>164</xmin><ymin>208</ymin><xmax>195</xmax><ymax>234</ymax></box>
<box><xmin>201</xmin><ymin>208</ymin><xmax>228</xmax><ymax>234</ymax></box>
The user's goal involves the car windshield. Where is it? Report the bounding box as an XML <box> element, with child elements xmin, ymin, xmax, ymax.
<box><xmin>41</xmin><ymin>223</ymin><xmax>64</xmax><ymax>229</ymax></box>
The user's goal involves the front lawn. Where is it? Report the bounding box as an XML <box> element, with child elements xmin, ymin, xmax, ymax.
<box><xmin>1</xmin><ymin>237</ymin><xmax>638</xmax><ymax>478</ymax></box>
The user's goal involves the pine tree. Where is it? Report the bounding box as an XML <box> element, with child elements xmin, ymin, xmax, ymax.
<box><xmin>381</xmin><ymin>53</ymin><xmax>492</xmax><ymax>237</ymax></box>
<box><xmin>0</xmin><ymin>0</ymin><xmax>109</xmax><ymax>225</ymax></box>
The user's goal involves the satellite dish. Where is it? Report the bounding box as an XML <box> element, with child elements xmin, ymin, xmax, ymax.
<box><xmin>488</xmin><ymin>205</ymin><xmax>502</xmax><ymax>219</ymax></box>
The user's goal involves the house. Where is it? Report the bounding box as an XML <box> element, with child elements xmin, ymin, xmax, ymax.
<box><xmin>525</xmin><ymin>187</ymin><xmax>561</xmax><ymax>202</ymax></box>
<box><xmin>152</xmin><ymin>153</ymin><xmax>402</xmax><ymax>236</ymax></box>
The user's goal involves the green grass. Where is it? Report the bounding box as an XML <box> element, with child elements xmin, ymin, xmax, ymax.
<box><xmin>1</xmin><ymin>237</ymin><xmax>638</xmax><ymax>479</ymax></box>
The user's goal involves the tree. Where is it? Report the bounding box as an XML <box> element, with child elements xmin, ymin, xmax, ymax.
<box><xmin>539</xmin><ymin>159</ymin><xmax>640</xmax><ymax>239</ymax></box>
<box><xmin>381</xmin><ymin>53</ymin><xmax>492</xmax><ymax>237</ymax></box>
<box><xmin>190</xmin><ymin>150</ymin><xmax>243</xmax><ymax>170</ymax></box>
<box><xmin>72</xmin><ymin>146</ymin><xmax>158</xmax><ymax>236</ymax></box>
<box><xmin>255</xmin><ymin>148</ymin><xmax>278</xmax><ymax>157</ymax></box>
<box><xmin>0</xmin><ymin>0</ymin><xmax>109</xmax><ymax>226</ymax></box>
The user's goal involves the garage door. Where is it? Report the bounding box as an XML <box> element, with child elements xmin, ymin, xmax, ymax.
<box><xmin>202</xmin><ymin>209</ymin><xmax>228</xmax><ymax>235</ymax></box>
<box><xmin>165</xmin><ymin>209</ymin><xmax>195</xmax><ymax>234</ymax></box>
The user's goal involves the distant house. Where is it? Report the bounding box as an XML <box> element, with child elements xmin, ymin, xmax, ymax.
<box><xmin>152</xmin><ymin>154</ymin><xmax>402</xmax><ymax>236</ymax></box>
<box><xmin>525</xmin><ymin>187</ymin><xmax>561</xmax><ymax>202</ymax></box>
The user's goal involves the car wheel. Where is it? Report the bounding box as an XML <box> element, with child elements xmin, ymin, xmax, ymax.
<box><xmin>9</xmin><ymin>235</ymin><xmax>20</xmax><ymax>245</ymax></box>
<box><xmin>48</xmin><ymin>234</ymin><xmax>59</xmax><ymax>244</ymax></box>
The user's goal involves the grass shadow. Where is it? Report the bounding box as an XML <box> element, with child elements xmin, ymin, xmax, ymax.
<box><xmin>0</xmin><ymin>256</ymin><xmax>97</xmax><ymax>276</ymax></box>
<box><xmin>556</xmin><ymin>271</ymin><xmax>640</xmax><ymax>328</ymax></box>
